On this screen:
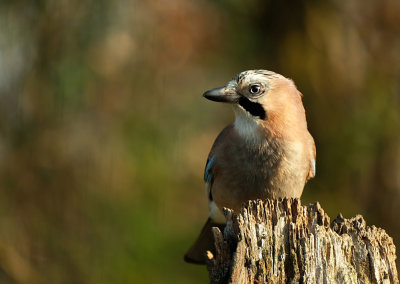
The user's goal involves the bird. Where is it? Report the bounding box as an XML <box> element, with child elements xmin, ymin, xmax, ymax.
<box><xmin>184</xmin><ymin>69</ymin><xmax>316</xmax><ymax>264</ymax></box>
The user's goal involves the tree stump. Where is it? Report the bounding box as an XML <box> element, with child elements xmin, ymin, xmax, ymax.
<box><xmin>206</xmin><ymin>198</ymin><xmax>398</xmax><ymax>284</ymax></box>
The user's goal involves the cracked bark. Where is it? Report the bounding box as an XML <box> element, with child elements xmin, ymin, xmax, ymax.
<box><xmin>206</xmin><ymin>199</ymin><xmax>398</xmax><ymax>284</ymax></box>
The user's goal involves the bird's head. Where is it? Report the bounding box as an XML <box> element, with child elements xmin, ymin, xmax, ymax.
<box><xmin>203</xmin><ymin>69</ymin><xmax>307</xmax><ymax>138</ymax></box>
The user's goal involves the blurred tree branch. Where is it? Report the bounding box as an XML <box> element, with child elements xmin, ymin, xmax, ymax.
<box><xmin>0</xmin><ymin>239</ymin><xmax>39</xmax><ymax>284</ymax></box>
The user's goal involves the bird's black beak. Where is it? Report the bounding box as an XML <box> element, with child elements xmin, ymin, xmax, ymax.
<box><xmin>203</xmin><ymin>87</ymin><xmax>239</xmax><ymax>103</ymax></box>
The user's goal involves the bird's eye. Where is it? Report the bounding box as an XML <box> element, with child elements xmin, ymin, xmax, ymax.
<box><xmin>249</xmin><ymin>84</ymin><xmax>262</xmax><ymax>95</ymax></box>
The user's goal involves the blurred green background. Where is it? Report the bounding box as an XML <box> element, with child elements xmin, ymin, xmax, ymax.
<box><xmin>0</xmin><ymin>0</ymin><xmax>399</xmax><ymax>283</ymax></box>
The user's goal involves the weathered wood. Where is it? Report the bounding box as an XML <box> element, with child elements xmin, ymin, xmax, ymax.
<box><xmin>206</xmin><ymin>198</ymin><xmax>398</xmax><ymax>284</ymax></box>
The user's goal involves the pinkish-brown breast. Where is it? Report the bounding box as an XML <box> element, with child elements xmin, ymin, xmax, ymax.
<box><xmin>209</xmin><ymin>124</ymin><xmax>312</xmax><ymax>212</ymax></box>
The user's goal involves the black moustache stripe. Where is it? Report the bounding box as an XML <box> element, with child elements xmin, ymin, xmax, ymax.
<box><xmin>238</xmin><ymin>97</ymin><xmax>266</xmax><ymax>119</ymax></box>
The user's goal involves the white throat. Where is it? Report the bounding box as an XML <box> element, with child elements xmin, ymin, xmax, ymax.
<box><xmin>233</xmin><ymin>106</ymin><xmax>263</xmax><ymax>143</ymax></box>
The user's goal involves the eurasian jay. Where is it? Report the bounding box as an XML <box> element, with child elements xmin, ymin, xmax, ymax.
<box><xmin>185</xmin><ymin>70</ymin><xmax>316</xmax><ymax>264</ymax></box>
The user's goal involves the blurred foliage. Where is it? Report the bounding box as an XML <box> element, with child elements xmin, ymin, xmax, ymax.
<box><xmin>0</xmin><ymin>0</ymin><xmax>400</xmax><ymax>283</ymax></box>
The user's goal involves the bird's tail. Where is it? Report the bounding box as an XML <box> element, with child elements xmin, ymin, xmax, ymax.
<box><xmin>184</xmin><ymin>218</ymin><xmax>225</xmax><ymax>265</ymax></box>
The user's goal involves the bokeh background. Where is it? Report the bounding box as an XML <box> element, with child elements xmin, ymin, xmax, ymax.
<box><xmin>0</xmin><ymin>0</ymin><xmax>400</xmax><ymax>283</ymax></box>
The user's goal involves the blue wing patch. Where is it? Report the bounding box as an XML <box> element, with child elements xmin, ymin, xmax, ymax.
<box><xmin>204</xmin><ymin>155</ymin><xmax>216</xmax><ymax>183</ymax></box>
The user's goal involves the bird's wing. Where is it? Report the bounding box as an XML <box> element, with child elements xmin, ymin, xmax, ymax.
<box><xmin>307</xmin><ymin>134</ymin><xmax>316</xmax><ymax>180</ymax></box>
<box><xmin>203</xmin><ymin>124</ymin><xmax>234</xmax><ymax>200</ymax></box>
<box><xmin>184</xmin><ymin>126</ymin><xmax>236</xmax><ymax>264</ymax></box>
<box><xmin>204</xmin><ymin>155</ymin><xmax>216</xmax><ymax>201</ymax></box>
<box><xmin>203</xmin><ymin>124</ymin><xmax>234</xmax><ymax>222</ymax></box>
